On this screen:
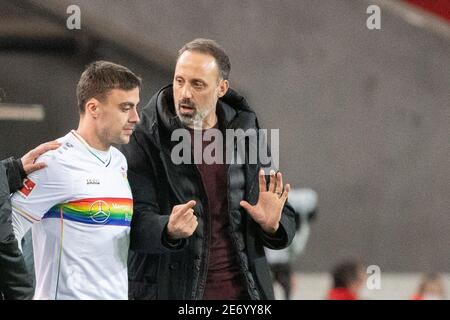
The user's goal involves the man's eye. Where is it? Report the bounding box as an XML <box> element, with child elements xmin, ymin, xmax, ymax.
<box><xmin>194</xmin><ymin>82</ymin><xmax>204</xmax><ymax>89</ymax></box>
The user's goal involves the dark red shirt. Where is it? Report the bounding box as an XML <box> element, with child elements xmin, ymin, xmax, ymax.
<box><xmin>189</xmin><ymin>125</ymin><xmax>247</xmax><ymax>300</ymax></box>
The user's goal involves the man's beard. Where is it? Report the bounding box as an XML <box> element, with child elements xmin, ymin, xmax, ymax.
<box><xmin>176</xmin><ymin>99</ymin><xmax>213</xmax><ymax>128</ymax></box>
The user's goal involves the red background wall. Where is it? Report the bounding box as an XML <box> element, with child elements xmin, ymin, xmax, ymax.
<box><xmin>406</xmin><ymin>0</ymin><xmax>450</xmax><ymax>23</ymax></box>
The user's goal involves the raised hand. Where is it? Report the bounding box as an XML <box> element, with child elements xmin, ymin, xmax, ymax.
<box><xmin>21</xmin><ymin>140</ymin><xmax>61</xmax><ymax>174</ymax></box>
<box><xmin>240</xmin><ymin>169</ymin><xmax>290</xmax><ymax>234</ymax></box>
<box><xmin>167</xmin><ymin>200</ymin><xmax>198</xmax><ymax>239</ymax></box>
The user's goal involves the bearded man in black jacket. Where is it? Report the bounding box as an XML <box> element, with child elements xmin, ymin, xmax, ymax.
<box><xmin>0</xmin><ymin>141</ymin><xmax>60</xmax><ymax>299</ymax></box>
<box><xmin>121</xmin><ymin>39</ymin><xmax>296</xmax><ymax>300</ymax></box>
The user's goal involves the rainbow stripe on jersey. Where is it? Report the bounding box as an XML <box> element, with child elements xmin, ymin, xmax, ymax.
<box><xmin>43</xmin><ymin>198</ymin><xmax>133</xmax><ymax>226</ymax></box>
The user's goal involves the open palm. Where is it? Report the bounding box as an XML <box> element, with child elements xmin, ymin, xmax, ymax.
<box><xmin>240</xmin><ymin>169</ymin><xmax>290</xmax><ymax>234</ymax></box>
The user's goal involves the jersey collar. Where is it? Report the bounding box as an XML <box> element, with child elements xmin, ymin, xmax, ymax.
<box><xmin>70</xmin><ymin>130</ymin><xmax>112</xmax><ymax>166</ymax></box>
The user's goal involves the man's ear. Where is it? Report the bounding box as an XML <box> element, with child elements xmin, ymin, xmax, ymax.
<box><xmin>85</xmin><ymin>98</ymin><xmax>100</xmax><ymax>119</ymax></box>
<box><xmin>218</xmin><ymin>79</ymin><xmax>229</xmax><ymax>98</ymax></box>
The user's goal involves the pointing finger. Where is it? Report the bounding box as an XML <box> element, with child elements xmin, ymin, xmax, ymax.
<box><xmin>176</xmin><ymin>200</ymin><xmax>196</xmax><ymax>216</ymax></box>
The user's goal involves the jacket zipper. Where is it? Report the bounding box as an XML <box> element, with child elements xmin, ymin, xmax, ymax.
<box><xmin>224</xmin><ymin>116</ymin><xmax>260</xmax><ymax>299</ymax></box>
<box><xmin>192</xmin><ymin>163</ymin><xmax>210</xmax><ymax>300</ymax></box>
<box><xmin>226</xmin><ymin>145</ymin><xmax>260</xmax><ymax>300</ymax></box>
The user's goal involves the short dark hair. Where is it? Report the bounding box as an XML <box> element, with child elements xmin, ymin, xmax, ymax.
<box><xmin>76</xmin><ymin>61</ymin><xmax>141</xmax><ymax>113</ymax></box>
<box><xmin>178</xmin><ymin>38</ymin><xmax>231</xmax><ymax>80</ymax></box>
<box><xmin>332</xmin><ymin>260</ymin><xmax>364</xmax><ymax>288</ymax></box>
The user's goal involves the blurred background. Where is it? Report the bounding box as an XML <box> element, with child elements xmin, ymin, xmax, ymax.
<box><xmin>1</xmin><ymin>0</ymin><xmax>449</xmax><ymax>299</ymax></box>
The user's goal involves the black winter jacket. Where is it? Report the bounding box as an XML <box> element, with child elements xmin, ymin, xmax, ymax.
<box><xmin>121</xmin><ymin>85</ymin><xmax>296</xmax><ymax>300</ymax></box>
<box><xmin>0</xmin><ymin>157</ymin><xmax>34</xmax><ymax>299</ymax></box>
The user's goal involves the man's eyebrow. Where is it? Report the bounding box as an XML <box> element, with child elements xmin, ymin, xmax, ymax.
<box><xmin>119</xmin><ymin>102</ymin><xmax>136</xmax><ymax>107</ymax></box>
<box><xmin>191</xmin><ymin>78</ymin><xmax>206</xmax><ymax>84</ymax></box>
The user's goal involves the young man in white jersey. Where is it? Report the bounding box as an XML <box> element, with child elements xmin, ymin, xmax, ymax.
<box><xmin>10</xmin><ymin>61</ymin><xmax>141</xmax><ymax>299</ymax></box>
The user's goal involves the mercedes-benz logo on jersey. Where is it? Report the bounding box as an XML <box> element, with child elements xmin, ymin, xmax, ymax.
<box><xmin>89</xmin><ymin>200</ymin><xmax>111</xmax><ymax>224</ymax></box>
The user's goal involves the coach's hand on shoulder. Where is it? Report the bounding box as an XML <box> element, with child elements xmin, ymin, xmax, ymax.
<box><xmin>167</xmin><ymin>200</ymin><xmax>198</xmax><ymax>240</ymax></box>
<box><xmin>21</xmin><ymin>140</ymin><xmax>61</xmax><ymax>174</ymax></box>
<box><xmin>240</xmin><ymin>169</ymin><xmax>290</xmax><ymax>234</ymax></box>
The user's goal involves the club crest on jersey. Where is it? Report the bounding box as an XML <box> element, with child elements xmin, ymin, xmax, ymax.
<box><xmin>18</xmin><ymin>178</ymin><xmax>36</xmax><ymax>198</ymax></box>
<box><xmin>89</xmin><ymin>200</ymin><xmax>111</xmax><ymax>224</ymax></box>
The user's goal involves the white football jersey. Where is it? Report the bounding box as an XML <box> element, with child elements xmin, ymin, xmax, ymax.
<box><xmin>11</xmin><ymin>130</ymin><xmax>133</xmax><ymax>300</ymax></box>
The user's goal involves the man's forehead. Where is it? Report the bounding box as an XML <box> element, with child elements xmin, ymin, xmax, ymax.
<box><xmin>108</xmin><ymin>87</ymin><xmax>139</xmax><ymax>95</ymax></box>
<box><xmin>175</xmin><ymin>51</ymin><xmax>219</xmax><ymax>76</ymax></box>
<box><xmin>105</xmin><ymin>87</ymin><xmax>140</xmax><ymax>102</ymax></box>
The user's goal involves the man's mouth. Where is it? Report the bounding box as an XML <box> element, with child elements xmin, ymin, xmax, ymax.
<box><xmin>179</xmin><ymin>103</ymin><xmax>195</xmax><ymax>114</ymax></box>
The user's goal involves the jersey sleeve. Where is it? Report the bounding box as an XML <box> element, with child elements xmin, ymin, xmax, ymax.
<box><xmin>11</xmin><ymin>151</ymin><xmax>72</xmax><ymax>223</ymax></box>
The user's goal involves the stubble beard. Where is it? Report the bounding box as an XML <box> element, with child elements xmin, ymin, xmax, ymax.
<box><xmin>176</xmin><ymin>103</ymin><xmax>214</xmax><ymax>129</ymax></box>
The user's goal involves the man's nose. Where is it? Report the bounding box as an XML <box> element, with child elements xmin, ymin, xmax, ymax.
<box><xmin>181</xmin><ymin>84</ymin><xmax>193</xmax><ymax>99</ymax></box>
<box><xmin>129</xmin><ymin>107</ymin><xmax>140</xmax><ymax>123</ymax></box>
